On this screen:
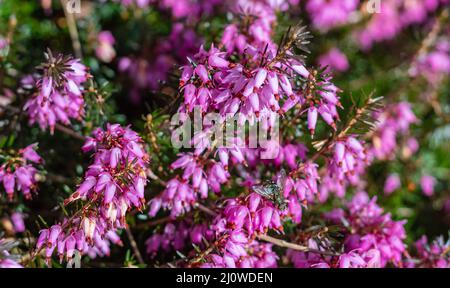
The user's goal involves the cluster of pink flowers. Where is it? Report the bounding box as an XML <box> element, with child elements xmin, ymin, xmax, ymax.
<box><xmin>116</xmin><ymin>0</ymin><xmax>222</xmax><ymax>20</ymax></box>
<box><xmin>200</xmin><ymin>241</ymin><xmax>278</xmax><ymax>268</ymax></box>
<box><xmin>420</xmin><ymin>175</ymin><xmax>436</xmax><ymax>197</ymax></box>
<box><xmin>36</xmin><ymin>221</ymin><xmax>123</xmax><ymax>264</ymax></box>
<box><xmin>69</xmin><ymin>123</ymin><xmax>149</xmax><ymax>211</ymax></box>
<box><xmin>319</xmin><ymin>136</ymin><xmax>368</xmax><ymax>200</ymax></box>
<box><xmin>355</xmin><ymin>0</ymin><xmax>448</xmax><ymax>50</ymax></box>
<box><xmin>287</xmin><ymin>191</ymin><xmax>407</xmax><ymax>268</ymax></box>
<box><xmin>315</xmin><ymin>111</ymin><xmax>408</xmax><ymax>203</ymax></box>
<box><xmin>199</xmin><ymin>193</ymin><xmax>283</xmax><ymax>268</ymax></box>
<box><xmin>306</xmin><ymin>0</ymin><xmax>359</xmax><ymax>32</ymax></box>
<box><xmin>0</xmin><ymin>144</ymin><xmax>42</xmax><ymax>201</ymax></box>
<box><xmin>149</xmin><ymin>0</ymin><xmax>345</xmax><ymax>226</ymax></box>
<box><xmin>288</xmin><ymin>242</ymin><xmax>381</xmax><ymax>268</ymax></box>
<box><xmin>23</xmin><ymin>51</ymin><xmax>89</xmax><ymax>133</ymax></box>
<box><xmin>318</xmin><ymin>48</ymin><xmax>350</xmax><ymax>72</ymax></box>
<box><xmin>405</xmin><ymin>235</ymin><xmax>449</xmax><ymax>268</ymax></box>
<box><xmin>149</xmin><ymin>149</ymin><xmax>234</xmax><ymax>218</ymax></box>
<box><xmin>35</xmin><ymin>124</ymin><xmax>149</xmax><ymax>263</ymax></box>
<box><xmin>243</xmin><ymin>142</ymin><xmax>307</xmax><ymax>170</ymax></box>
<box><xmin>384</xmin><ymin>174</ymin><xmax>401</xmax><ymax>195</ymax></box>
<box><xmin>369</xmin><ymin>102</ymin><xmax>417</xmax><ymax>160</ymax></box>
<box><xmin>409</xmin><ymin>39</ymin><xmax>450</xmax><ymax>84</ymax></box>
<box><xmin>222</xmin><ymin>0</ymin><xmax>279</xmax><ymax>54</ymax></box>
<box><xmin>157</xmin><ymin>0</ymin><xmax>223</xmax><ymax>19</ymax></box>
<box><xmin>145</xmin><ymin>220</ymin><xmax>213</xmax><ymax>257</ymax></box>
<box><xmin>325</xmin><ymin>192</ymin><xmax>407</xmax><ymax>267</ymax></box>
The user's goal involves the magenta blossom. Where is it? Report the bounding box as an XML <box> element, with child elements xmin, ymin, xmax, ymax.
<box><xmin>420</xmin><ymin>175</ymin><xmax>436</xmax><ymax>197</ymax></box>
<box><xmin>11</xmin><ymin>212</ymin><xmax>26</xmax><ymax>233</ymax></box>
<box><xmin>318</xmin><ymin>48</ymin><xmax>349</xmax><ymax>72</ymax></box>
<box><xmin>96</xmin><ymin>31</ymin><xmax>116</xmax><ymax>63</ymax></box>
<box><xmin>23</xmin><ymin>51</ymin><xmax>89</xmax><ymax>133</ymax></box>
<box><xmin>37</xmin><ymin>124</ymin><xmax>149</xmax><ymax>264</ymax></box>
<box><xmin>306</xmin><ymin>0</ymin><xmax>359</xmax><ymax>32</ymax></box>
<box><xmin>384</xmin><ymin>174</ymin><xmax>401</xmax><ymax>195</ymax></box>
<box><xmin>1</xmin><ymin>143</ymin><xmax>42</xmax><ymax>200</ymax></box>
<box><xmin>405</xmin><ymin>235</ymin><xmax>449</xmax><ymax>268</ymax></box>
<box><xmin>325</xmin><ymin>192</ymin><xmax>407</xmax><ymax>267</ymax></box>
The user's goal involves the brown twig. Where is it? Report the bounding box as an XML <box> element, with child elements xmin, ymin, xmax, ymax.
<box><xmin>54</xmin><ymin>123</ymin><xmax>86</xmax><ymax>140</ymax></box>
<box><xmin>257</xmin><ymin>234</ymin><xmax>339</xmax><ymax>256</ymax></box>
<box><xmin>125</xmin><ymin>225</ymin><xmax>145</xmax><ymax>265</ymax></box>
<box><xmin>410</xmin><ymin>8</ymin><xmax>449</xmax><ymax>70</ymax></box>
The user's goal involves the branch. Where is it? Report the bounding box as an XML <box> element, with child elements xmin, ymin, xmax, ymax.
<box><xmin>194</xmin><ymin>203</ymin><xmax>339</xmax><ymax>257</ymax></box>
<box><xmin>125</xmin><ymin>226</ymin><xmax>145</xmax><ymax>265</ymax></box>
<box><xmin>257</xmin><ymin>234</ymin><xmax>339</xmax><ymax>256</ymax></box>
<box><xmin>410</xmin><ymin>8</ymin><xmax>449</xmax><ymax>70</ymax></box>
<box><xmin>54</xmin><ymin>123</ymin><xmax>85</xmax><ymax>140</ymax></box>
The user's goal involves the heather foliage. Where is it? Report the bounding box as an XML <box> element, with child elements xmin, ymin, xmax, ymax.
<box><xmin>0</xmin><ymin>0</ymin><xmax>448</xmax><ymax>268</ymax></box>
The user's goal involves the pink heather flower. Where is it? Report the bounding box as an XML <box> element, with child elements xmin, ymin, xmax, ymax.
<box><xmin>287</xmin><ymin>239</ymin><xmax>381</xmax><ymax>268</ymax></box>
<box><xmin>402</xmin><ymin>137</ymin><xmax>419</xmax><ymax>158</ymax></box>
<box><xmin>23</xmin><ymin>51</ymin><xmax>89</xmax><ymax>133</ymax></box>
<box><xmin>151</xmin><ymin>6</ymin><xmax>339</xmax><ymax>217</ymax></box>
<box><xmin>325</xmin><ymin>192</ymin><xmax>407</xmax><ymax>267</ymax></box>
<box><xmin>96</xmin><ymin>31</ymin><xmax>116</xmax><ymax>63</ymax></box>
<box><xmin>157</xmin><ymin>0</ymin><xmax>222</xmax><ymax>20</ymax></box>
<box><xmin>11</xmin><ymin>212</ymin><xmax>26</xmax><ymax>233</ymax></box>
<box><xmin>306</xmin><ymin>0</ymin><xmax>359</xmax><ymax>32</ymax></box>
<box><xmin>384</xmin><ymin>174</ymin><xmax>401</xmax><ymax>195</ymax></box>
<box><xmin>201</xmin><ymin>241</ymin><xmax>278</xmax><ymax>268</ymax></box>
<box><xmin>177</xmin><ymin>40</ymin><xmax>339</xmax><ymax>128</ymax></box>
<box><xmin>217</xmin><ymin>193</ymin><xmax>285</xmax><ymax>235</ymax></box>
<box><xmin>355</xmin><ymin>0</ymin><xmax>446</xmax><ymax>50</ymax></box>
<box><xmin>318</xmin><ymin>48</ymin><xmax>349</xmax><ymax>72</ymax></box>
<box><xmin>410</xmin><ymin>39</ymin><xmax>450</xmax><ymax>83</ymax></box>
<box><xmin>153</xmin><ymin>147</ymin><xmax>234</xmax><ymax>218</ymax></box>
<box><xmin>272</xmin><ymin>143</ymin><xmax>308</xmax><ymax>169</ymax></box>
<box><xmin>67</xmin><ymin>123</ymin><xmax>149</xmax><ymax>211</ymax></box>
<box><xmin>1</xmin><ymin>143</ymin><xmax>42</xmax><ymax>200</ymax></box>
<box><xmin>370</xmin><ymin>102</ymin><xmax>417</xmax><ymax>160</ymax></box>
<box><xmin>199</xmin><ymin>193</ymin><xmax>282</xmax><ymax>268</ymax></box>
<box><xmin>37</xmin><ymin>124</ymin><xmax>148</xmax><ymax>263</ymax></box>
<box><xmin>20</xmin><ymin>143</ymin><xmax>43</xmax><ymax>164</ymax></box>
<box><xmin>420</xmin><ymin>175</ymin><xmax>436</xmax><ymax>197</ymax></box>
<box><xmin>405</xmin><ymin>235</ymin><xmax>449</xmax><ymax>268</ymax></box>
<box><xmin>192</xmin><ymin>191</ymin><xmax>285</xmax><ymax>268</ymax></box>
<box><xmin>37</xmin><ymin>219</ymin><xmax>123</xmax><ymax>264</ymax></box>
<box><xmin>319</xmin><ymin>136</ymin><xmax>367</xmax><ymax>201</ymax></box>
<box><xmin>221</xmin><ymin>0</ymin><xmax>279</xmax><ymax>54</ymax></box>
<box><xmin>145</xmin><ymin>220</ymin><xmax>214</xmax><ymax>257</ymax></box>
<box><xmin>308</xmin><ymin>107</ymin><xmax>318</xmax><ymax>136</ymax></box>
